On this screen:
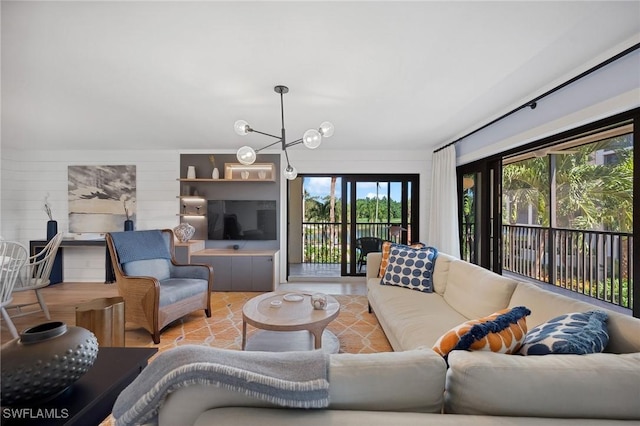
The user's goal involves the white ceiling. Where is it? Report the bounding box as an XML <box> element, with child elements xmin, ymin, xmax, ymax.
<box><xmin>2</xmin><ymin>1</ymin><xmax>639</xmax><ymax>154</ymax></box>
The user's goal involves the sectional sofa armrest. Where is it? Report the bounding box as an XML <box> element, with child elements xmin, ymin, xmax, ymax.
<box><xmin>158</xmin><ymin>349</ymin><xmax>447</xmax><ymax>426</ymax></box>
<box><xmin>445</xmin><ymin>351</ymin><xmax>640</xmax><ymax>420</ymax></box>
<box><xmin>366</xmin><ymin>252</ymin><xmax>382</xmax><ymax>281</ymax></box>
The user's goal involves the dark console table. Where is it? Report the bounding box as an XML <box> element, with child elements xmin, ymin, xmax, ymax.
<box><xmin>29</xmin><ymin>239</ymin><xmax>115</xmax><ymax>284</ymax></box>
<box><xmin>1</xmin><ymin>347</ymin><xmax>157</xmax><ymax>426</ymax></box>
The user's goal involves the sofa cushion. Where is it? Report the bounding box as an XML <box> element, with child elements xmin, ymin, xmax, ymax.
<box><xmin>443</xmin><ymin>260</ymin><xmax>518</xmax><ymax>319</ymax></box>
<box><xmin>377</xmin><ymin>241</ymin><xmax>424</xmax><ymax>278</ymax></box>
<box><xmin>519</xmin><ymin>310</ymin><xmax>609</xmax><ymax>355</ymax></box>
<box><xmin>123</xmin><ymin>258</ymin><xmax>171</xmax><ymax>281</ymax></box>
<box><xmin>381</xmin><ymin>245</ymin><xmax>437</xmax><ymax>293</ymax></box>
<box><xmin>329</xmin><ymin>350</ymin><xmax>446</xmax><ymax>413</ymax></box>
<box><xmin>368</xmin><ymin>279</ymin><xmax>469</xmax><ymax>350</ymax></box>
<box><xmin>431</xmin><ymin>252</ymin><xmax>455</xmax><ymax>295</ymax></box>
<box><xmin>432</xmin><ymin>306</ymin><xmax>530</xmax><ymax>358</ymax></box>
<box><xmin>445</xmin><ymin>351</ymin><xmax>640</xmax><ymax>419</ymax></box>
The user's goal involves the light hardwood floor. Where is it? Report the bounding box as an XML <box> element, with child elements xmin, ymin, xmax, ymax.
<box><xmin>1</xmin><ymin>281</ymin><xmax>366</xmax><ymax>345</ymax></box>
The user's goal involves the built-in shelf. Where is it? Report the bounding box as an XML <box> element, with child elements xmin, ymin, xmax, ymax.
<box><xmin>179</xmin><ymin>154</ymin><xmax>280</xmax><ymax>241</ymax></box>
<box><xmin>224</xmin><ymin>163</ymin><xmax>276</xmax><ymax>181</ymax></box>
<box><xmin>178</xmin><ymin>178</ymin><xmax>223</xmax><ymax>182</ymax></box>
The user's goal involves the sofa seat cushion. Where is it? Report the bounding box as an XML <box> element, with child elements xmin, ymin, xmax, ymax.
<box><xmin>368</xmin><ymin>280</ymin><xmax>468</xmax><ymax>350</ymax></box>
<box><xmin>443</xmin><ymin>260</ymin><xmax>518</xmax><ymax>319</ymax></box>
<box><xmin>519</xmin><ymin>310</ymin><xmax>608</xmax><ymax>355</ymax></box>
<box><xmin>445</xmin><ymin>351</ymin><xmax>640</xmax><ymax>420</ymax></box>
<box><xmin>159</xmin><ymin>278</ymin><xmax>209</xmax><ymax>307</ymax></box>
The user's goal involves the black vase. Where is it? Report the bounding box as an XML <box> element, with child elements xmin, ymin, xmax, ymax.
<box><xmin>124</xmin><ymin>220</ymin><xmax>134</xmax><ymax>231</ymax></box>
<box><xmin>46</xmin><ymin>220</ymin><xmax>58</xmax><ymax>240</ymax></box>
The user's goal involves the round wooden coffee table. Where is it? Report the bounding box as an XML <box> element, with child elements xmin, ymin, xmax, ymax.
<box><xmin>242</xmin><ymin>292</ymin><xmax>340</xmax><ymax>352</ymax></box>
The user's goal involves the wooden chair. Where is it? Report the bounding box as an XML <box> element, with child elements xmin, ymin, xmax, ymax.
<box><xmin>9</xmin><ymin>232</ymin><xmax>64</xmax><ymax>320</ymax></box>
<box><xmin>1</xmin><ymin>241</ymin><xmax>29</xmax><ymax>338</ymax></box>
<box><xmin>356</xmin><ymin>237</ymin><xmax>383</xmax><ymax>272</ymax></box>
<box><xmin>105</xmin><ymin>229</ymin><xmax>213</xmax><ymax>344</ymax></box>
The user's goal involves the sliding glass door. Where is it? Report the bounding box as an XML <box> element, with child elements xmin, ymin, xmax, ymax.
<box><xmin>290</xmin><ymin>173</ymin><xmax>418</xmax><ymax>278</ymax></box>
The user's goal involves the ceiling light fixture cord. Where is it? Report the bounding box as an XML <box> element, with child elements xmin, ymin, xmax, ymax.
<box><xmin>234</xmin><ymin>85</ymin><xmax>334</xmax><ymax>180</ymax></box>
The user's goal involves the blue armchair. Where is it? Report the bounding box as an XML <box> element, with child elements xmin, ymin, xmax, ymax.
<box><xmin>106</xmin><ymin>229</ymin><xmax>213</xmax><ymax>344</ymax></box>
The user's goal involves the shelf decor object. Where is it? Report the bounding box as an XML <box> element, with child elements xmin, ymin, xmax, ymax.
<box><xmin>234</xmin><ymin>85</ymin><xmax>334</xmax><ymax>180</ymax></box>
<box><xmin>174</xmin><ymin>222</ymin><xmax>196</xmax><ymax>242</ymax></box>
<box><xmin>209</xmin><ymin>155</ymin><xmax>220</xmax><ymax>179</ymax></box>
<box><xmin>44</xmin><ymin>194</ymin><xmax>58</xmax><ymax>240</ymax></box>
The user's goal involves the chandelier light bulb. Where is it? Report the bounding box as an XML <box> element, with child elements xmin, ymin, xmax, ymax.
<box><xmin>234</xmin><ymin>120</ymin><xmax>251</xmax><ymax>136</ymax></box>
<box><xmin>236</xmin><ymin>146</ymin><xmax>257</xmax><ymax>165</ymax></box>
<box><xmin>283</xmin><ymin>164</ymin><xmax>298</xmax><ymax>180</ymax></box>
<box><xmin>302</xmin><ymin>129</ymin><xmax>322</xmax><ymax>149</ymax></box>
<box><xmin>319</xmin><ymin>121</ymin><xmax>334</xmax><ymax>138</ymax></box>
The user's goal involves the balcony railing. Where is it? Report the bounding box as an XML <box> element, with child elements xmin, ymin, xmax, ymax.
<box><xmin>302</xmin><ymin>221</ymin><xmax>633</xmax><ymax>311</ymax></box>
<box><xmin>502</xmin><ymin>224</ymin><xmax>633</xmax><ymax>310</ymax></box>
<box><xmin>302</xmin><ymin>222</ymin><xmax>410</xmax><ymax>264</ymax></box>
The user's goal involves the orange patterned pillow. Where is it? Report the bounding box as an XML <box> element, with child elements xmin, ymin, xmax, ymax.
<box><xmin>432</xmin><ymin>306</ymin><xmax>531</xmax><ymax>358</ymax></box>
<box><xmin>378</xmin><ymin>241</ymin><xmax>425</xmax><ymax>278</ymax></box>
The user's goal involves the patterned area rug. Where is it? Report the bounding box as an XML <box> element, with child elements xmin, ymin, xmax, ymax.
<box><xmin>137</xmin><ymin>292</ymin><xmax>392</xmax><ymax>354</ymax></box>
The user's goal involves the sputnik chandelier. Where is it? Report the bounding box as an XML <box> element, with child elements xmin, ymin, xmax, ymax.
<box><xmin>234</xmin><ymin>85</ymin><xmax>334</xmax><ymax>180</ymax></box>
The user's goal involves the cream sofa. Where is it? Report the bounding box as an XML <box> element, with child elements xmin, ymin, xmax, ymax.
<box><xmin>151</xmin><ymin>252</ymin><xmax>640</xmax><ymax>425</ymax></box>
<box><xmin>366</xmin><ymin>251</ymin><xmax>640</xmax><ymax>420</ymax></box>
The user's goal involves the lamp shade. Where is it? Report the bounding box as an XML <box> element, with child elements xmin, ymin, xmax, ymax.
<box><xmin>283</xmin><ymin>164</ymin><xmax>298</xmax><ymax>180</ymax></box>
<box><xmin>234</xmin><ymin>120</ymin><xmax>250</xmax><ymax>136</ymax></box>
<box><xmin>319</xmin><ymin>121</ymin><xmax>334</xmax><ymax>138</ymax></box>
<box><xmin>302</xmin><ymin>129</ymin><xmax>322</xmax><ymax>149</ymax></box>
<box><xmin>237</xmin><ymin>146</ymin><xmax>257</xmax><ymax>165</ymax></box>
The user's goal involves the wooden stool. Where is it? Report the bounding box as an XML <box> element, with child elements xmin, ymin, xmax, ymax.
<box><xmin>75</xmin><ymin>296</ymin><xmax>125</xmax><ymax>347</ymax></box>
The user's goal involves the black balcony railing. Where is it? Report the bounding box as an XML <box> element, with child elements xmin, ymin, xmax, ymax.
<box><xmin>302</xmin><ymin>222</ymin><xmax>410</xmax><ymax>264</ymax></box>
<box><xmin>502</xmin><ymin>224</ymin><xmax>633</xmax><ymax>310</ymax></box>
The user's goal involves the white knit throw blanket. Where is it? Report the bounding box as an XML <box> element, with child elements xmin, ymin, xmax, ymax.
<box><xmin>112</xmin><ymin>345</ymin><xmax>330</xmax><ymax>426</ymax></box>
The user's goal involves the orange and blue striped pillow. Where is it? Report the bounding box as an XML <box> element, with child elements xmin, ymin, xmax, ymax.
<box><xmin>432</xmin><ymin>306</ymin><xmax>531</xmax><ymax>358</ymax></box>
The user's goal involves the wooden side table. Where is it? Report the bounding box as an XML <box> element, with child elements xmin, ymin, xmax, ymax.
<box><xmin>75</xmin><ymin>297</ymin><xmax>125</xmax><ymax>347</ymax></box>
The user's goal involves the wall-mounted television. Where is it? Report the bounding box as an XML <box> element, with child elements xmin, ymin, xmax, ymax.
<box><xmin>207</xmin><ymin>200</ymin><xmax>277</xmax><ymax>240</ymax></box>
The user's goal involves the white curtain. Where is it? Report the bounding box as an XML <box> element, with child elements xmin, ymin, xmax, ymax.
<box><xmin>427</xmin><ymin>145</ymin><xmax>460</xmax><ymax>258</ymax></box>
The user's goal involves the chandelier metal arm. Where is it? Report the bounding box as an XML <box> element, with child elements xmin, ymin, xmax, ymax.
<box><xmin>249</xmin><ymin>129</ymin><xmax>281</xmax><ymax>140</ymax></box>
<box><xmin>253</xmin><ymin>137</ymin><xmax>283</xmax><ymax>153</ymax></box>
<box><xmin>284</xmin><ymin>147</ymin><xmax>292</xmax><ymax>166</ymax></box>
<box><xmin>284</xmin><ymin>138</ymin><xmax>304</xmax><ymax>148</ymax></box>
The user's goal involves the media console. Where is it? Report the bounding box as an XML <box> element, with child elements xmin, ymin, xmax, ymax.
<box><xmin>190</xmin><ymin>249</ymin><xmax>280</xmax><ymax>292</ymax></box>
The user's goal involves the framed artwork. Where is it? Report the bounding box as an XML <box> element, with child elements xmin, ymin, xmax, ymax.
<box><xmin>68</xmin><ymin>165</ymin><xmax>136</xmax><ymax>233</ymax></box>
